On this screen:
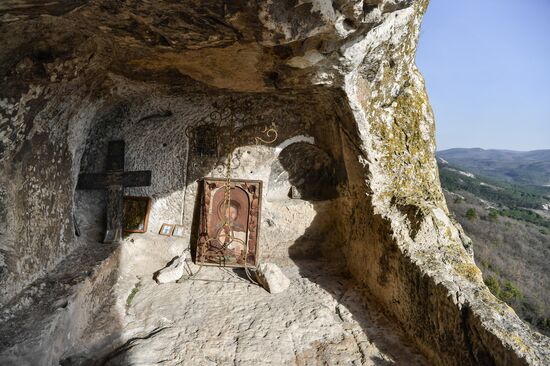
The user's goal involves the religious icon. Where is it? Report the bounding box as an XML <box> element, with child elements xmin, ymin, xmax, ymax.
<box><xmin>123</xmin><ymin>196</ymin><xmax>151</xmax><ymax>233</ymax></box>
<box><xmin>193</xmin><ymin>124</ymin><xmax>219</xmax><ymax>157</ymax></box>
<box><xmin>195</xmin><ymin>178</ymin><xmax>262</xmax><ymax>268</ymax></box>
<box><xmin>103</xmin><ymin>229</ymin><xmax>119</xmax><ymax>244</ymax></box>
<box><xmin>159</xmin><ymin>223</ymin><xmax>174</xmax><ymax>236</ymax></box>
<box><xmin>172</xmin><ymin>225</ymin><xmax>185</xmax><ymax>237</ymax></box>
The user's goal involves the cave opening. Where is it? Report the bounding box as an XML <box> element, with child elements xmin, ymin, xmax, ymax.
<box><xmin>2</xmin><ymin>1</ymin><xmax>542</xmax><ymax>364</ymax></box>
<box><xmin>0</xmin><ymin>76</ymin><xmax>420</xmax><ymax>364</ymax></box>
<box><xmin>58</xmin><ymin>84</ymin><xmax>405</xmax><ymax>364</ymax></box>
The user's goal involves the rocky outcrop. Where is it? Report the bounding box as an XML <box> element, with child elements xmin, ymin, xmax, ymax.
<box><xmin>0</xmin><ymin>1</ymin><xmax>548</xmax><ymax>365</ymax></box>
<box><xmin>256</xmin><ymin>262</ymin><xmax>290</xmax><ymax>294</ymax></box>
<box><xmin>155</xmin><ymin>255</ymin><xmax>186</xmax><ymax>284</ymax></box>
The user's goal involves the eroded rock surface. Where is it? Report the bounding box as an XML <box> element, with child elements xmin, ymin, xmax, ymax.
<box><xmin>0</xmin><ymin>0</ymin><xmax>548</xmax><ymax>365</ymax></box>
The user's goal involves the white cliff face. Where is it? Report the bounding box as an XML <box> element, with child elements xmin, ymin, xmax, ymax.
<box><xmin>0</xmin><ymin>1</ymin><xmax>548</xmax><ymax>365</ymax></box>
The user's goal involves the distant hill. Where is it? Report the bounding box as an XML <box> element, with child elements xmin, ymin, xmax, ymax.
<box><xmin>438</xmin><ymin>159</ymin><xmax>550</xmax><ymax>336</ymax></box>
<box><xmin>437</xmin><ymin>148</ymin><xmax>550</xmax><ymax>188</ymax></box>
<box><xmin>437</xmin><ymin>159</ymin><xmax>550</xmax><ymax>210</ymax></box>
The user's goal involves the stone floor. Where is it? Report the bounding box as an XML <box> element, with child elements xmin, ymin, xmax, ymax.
<box><xmin>1</xmin><ymin>234</ymin><xmax>428</xmax><ymax>365</ymax></box>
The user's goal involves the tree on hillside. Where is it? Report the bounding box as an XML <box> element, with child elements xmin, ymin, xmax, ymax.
<box><xmin>466</xmin><ymin>208</ymin><xmax>478</xmax><ymax>220</ymax></box>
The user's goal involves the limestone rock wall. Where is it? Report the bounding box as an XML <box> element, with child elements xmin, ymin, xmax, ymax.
<box><xmin>0</xmin><ymin>0</ymin><xmax>548</xmax><ymax>365</ymax></box>
<box><xmin>0</xmin><ymin>33</ymin><xmax>106</xmax><ymax>306</ymax></box>
<box><xmin>334</xmin><ymin>3</ymin><xmax>549</xmax><ymax>364</ymax></box>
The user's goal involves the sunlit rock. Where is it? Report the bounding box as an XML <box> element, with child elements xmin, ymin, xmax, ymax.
<box><xmin>0</xmin><ymin>1</ymin><xmax>548</xmax><ymax>365</ymax></box>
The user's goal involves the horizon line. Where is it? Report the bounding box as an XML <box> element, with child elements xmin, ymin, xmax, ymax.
<box><xmin>437</xmin><ymin>147</ymin><xmax>550</xmax><ymax>153</ymax></box>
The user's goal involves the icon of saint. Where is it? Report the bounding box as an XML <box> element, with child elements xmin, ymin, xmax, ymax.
<box><xmin>215</xmin><ymin>200</ymin><xmax>246</xmax><ymax>258</ymax></box>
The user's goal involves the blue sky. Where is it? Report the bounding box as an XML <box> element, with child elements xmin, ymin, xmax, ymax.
<box><xmin>416</xmin><ymin>0</ymin><xmax>550</xmax><ymax>151</ymax></box>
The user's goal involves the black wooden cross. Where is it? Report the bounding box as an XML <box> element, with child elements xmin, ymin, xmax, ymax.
<box><xmin>76</xmin><ymin>140</ymin><xmax>151</xmax><ymax>242</ymax></box>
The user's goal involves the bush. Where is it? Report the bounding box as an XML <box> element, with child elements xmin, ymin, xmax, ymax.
<box><xmin>484</xmin><ymin>276</ymin><xmax>501</xmax><ymax>297</ymax></box>
<box><xmin>488</xmin><ymin>209</ymin><xmax>499</xmax><ymax>221</ymax></box>
<box><xmin>500</xmin><ymin>280</ymin><xmax>523</xmax><ymax>302</ymax></box>
<box><xmin>484</xmin><ymin>276</ymin><xmax>523</xmax><ymax>304</ymax></box>
<box><xmin>466</xmin><ymin>208</ymin><xmax>478</xmax><ymax>220</ymax></box>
